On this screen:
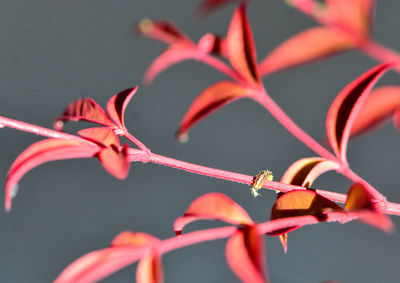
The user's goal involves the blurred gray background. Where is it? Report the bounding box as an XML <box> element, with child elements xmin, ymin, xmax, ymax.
<box><xmin>1</xmin><ymin>0</ymin><xmax>400</xmax><ymax>282</ymax></box>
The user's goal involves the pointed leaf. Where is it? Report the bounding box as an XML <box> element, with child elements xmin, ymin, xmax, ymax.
<box><xmin>54</xmin><ymin>231</ymin><xmax>157</xmax><ymax>283</ymax></box>
<box><xmin>350</xmin><ymin>86</ymin><xmax>400</xmax><ymax>137</ymax></box>
<box><xmin>54</xmin><ymin>98</ymin><xmax>114</xmax><ymax>131</ymax></box>
<box><xmin>226</xmin><ymin>226</ymin><xmax>268</xmax><ymax>283</ymax></box>
<box><xmin>106</xmin><ymin>87</ymin><xmax>138</xmax><ymax>130</ymax></box>
<box><xmin>144</xmin><ymin>46</ymin><xmax>196</xmax><ymax>85</ymax></box>
<box><xmin>226</xmin><ymin>4</ymin><xmax>260</xmax><ymax>85</ymax></box>
<box><xmin>98</xmin><ymin>144</ymin><xmax>130</xmax><ymax>180</ymax></box>
<box><xmin>5</xmin><ymin>139</ymin><xmax>99</xmax><ymax>211</ymax></box>
<box><xmin>326</xmin><ymin>63</ymin><xmax>391</xmax><ymax>163</ymax></box>
<box><xmin>345</xmin><ymin>183</ymin><xmax>393</xmax><ymax>232</ymax></box>
<box><xmin>174</xmin><ymin>192</ymin><xmax>253</xmax><ymax>235</ymax></box>
<box><xmin>281</xmin><ymin>157</ymin><xmax>340</xmax><ymax>188</ymax></box>
<box><xmin>137</xmin><ymin>250</ymin><xmax>163</xmax><ymax>283</ymax></box>
<box><xmin>267</xmin><ymin>190</ymin><xmax>343</xmax><ymax>236</ymax></box>
<box><xmin>138</xmin><ymin>19</ymin><xmax>190</xmax><ymax>45</ymax></box>
<box><xmin>78</xmin><ymin>127</ymin><xmax>120</xmax><ymax>148</ymax></box>
<box><xmin>177</xmin><ymin>81</ymin><xmax>252</xmax><ymax>142</ymax></box>
<box><xmin>259</xmin><ymin>27</ymin><xmax>353</xmax><ymax>76</ymax></box>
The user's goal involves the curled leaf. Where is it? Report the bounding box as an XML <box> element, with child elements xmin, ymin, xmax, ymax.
<box><xmin>106</xmin><ymin>87</ymin><xmax>138</xmax><ymax>130</ymax></box>
<box><xmin>5</xmin><ymin>139</ymin><xmax>99</xmax><ymax>211</ymax></box>
<box><xmin>258</xmin><ymin>27</ymin><xmax>353</xmax><ymax>76</ymax></box>
<box><xmin>281</xmin><ymin>157</ymin><xmax>340</xmax><ymax>188</ymax></box>
<box><xmin>326</xmin><ymin>63</ymin><xmax>391</xmax><ymax>163</ymax></box>
<box><xmin>197</xmin><ymin>33</ymin><xmax>226</xmax><ymax>56</ymax></box>
<box><xmin>174</xmin><ymin>192</ymin><xmax>254</xmax><ymax>235</ymax></box>
<box><xmin>137</xmin><ymin>249</ymin><xmax>163</xmax><ymax>283</ymax></box>
<box><xmin>226</xmin><ymin>226</ymin><xmax>268</xmax><ymax>283</ymax></box>
<box><xmin>350</xmin><ymin>86</ymin><xmax>400</xmax><ymax>137</ymax></box>
<box><xmin>226</xmin><ymin>4</ymin><xmax>260</xmax><ymax>85</ymax></box>
<box><xmin>176</xmin><ymin>81</ymin><xmax>252</xmax><ymax>142</ymax></box>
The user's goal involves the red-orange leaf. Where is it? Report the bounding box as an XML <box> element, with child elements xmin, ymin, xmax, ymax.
<box><xmin>174</xmin><ymin>193</ymin><xmax>253</xmax><ymax>235</ymax></box>
<box><xmin>111</xmin><ymin>231</ymin><xmax>158</xmax><ymax>247</ymax></box>
<box><xmin>326</xmin><ymin>63</ymin><xmax>391</xmax><ymax>163</ymax></box>
<box><xmin>176</xmin><ymin>81</ymin><xmax>252</xmax><ymax>142</ymax></box>
<box><xmin>5</xmin><ymin>139</ymin><xmax>99</xmax><ymax>211</ymax></box>
<box><xmin>54</xmin><ymin>98</ymin><xmax>114</xmax><ymax>131</ymax></box>
<box><xmin>258</xmin><ymin>27</ymin><xmax>353</xmax><ymax>76</ymax></box>
<box><xmin>345</xmin><ymin>183</ymin><xmax>393</xmax><ymax>232</ymax></box>
<box><xmin>226</xmin><ymin>226</ymin><xmax>268</xmax><ymax>283</ymax></box>
<box><xmin>350</xmin><ymin>86</ymin><xmax>400</xmax><ymax>137</ymax></box>
<box><xmin>137</xmin><ymin>250</ymin><xmax>163</xmax><ymax>283</ymax></box>
<box><xmin>197</xmin><ymin>0</ymin><xmax>238</xmax><ymax>16</ymax></box>
<box><xmin>78</xmin><ymin>127</ymin><xmax>120</xmax><ymax>148</ymax></box>
<box><xmin>138</xmin><ymin>19</ymin><xmax>190</xmax><ymax>45</ymax></box>
<box><xmin>98</xmin><ymin>145</ymin><xmax>130</xmax><ymax>180</ymax></box>
<box><xmin>281</xmin><ymin>157</ymin><xmax>340</xmax><ymax>188</ymax></box>
<box><xmin>197</xmin><ymin>33</ymin><xmax>227</xmax><ymax>57</ymax></box>
<box><xmin>106</xmin><ymin>87</ymin><xmax>138</xmax><ymax>130</ymax></box>
<box><xmin>226</xmin><ymin>4</ymin><xmax>260</xmax><ymax>85</ymax></box>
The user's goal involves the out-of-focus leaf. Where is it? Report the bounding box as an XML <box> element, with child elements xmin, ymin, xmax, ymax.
<box><xmin>98</xmin><ymin>145</ymin><xmax>130</xmax><ymax>180</ymax></box>
<box><xmin>267</xmin><ymin>190</ymin><xmax>343</xmax><ymax>237</ymax></box>
<box><xmin>54</xmin><ymin>98</ymin><xmax>114</xmax><ymax>131</ymax></box>
<box><xmin>144</xmin><ymin>46</ymin><xmax>196</xmax><ymax>85</ymax></box>
<box><xmin>226</xmin><ymin>4</ymin><xmax>260</xmax><ymax>85</ymax></box>
<box><xmin>325</xmin><ymin>0</ymin><xmax>374</xmax><ymax>38</ymax></box>
<box><xmin>137</xmin><ymin>250</ymin><xmax>163</xmax><ymax>283</ymax></box>
<box><xmin>326</xmin><ymin>63</ymin><xmax>391</xmax><ymax>163</ymax></box>
<box><xmin>137</xmin><ymin>19</ymin><xmax>190</xmax><ymax>45</ymax></box>
<box><xmin>54</xmin><ymin>231</ymin><xmax>158</xmax><ymax>283</ymax></box>
<box><xmin>5</xmin><ymin>139</ymin><xmax>99</xmax><ymax>211</ymax></box>
<box><xmin>197</xmin><ymin>33</ymin><xmax>226</xmax><ymax>57</ymax></box>
<box><xmin>350</xmin><ymin>86</ymin><xmax>400</xmax><ymax>137</ymax></box>
<box><xmin>78</xmin><ymin>127</ymin><xmax>120</xmax><ymax>148</ymax></box>
<box><xmin>111</xmin><ymin>231</ymin><xmax>158</xmax><ymax>247</ymax></box>
<box><xmin>176</xmin><ymin>81</ymin><xmax>252</xmax><ymax>142</ymax></box>
<box><xmin>197</xmin><ymin>0</ymin><xmax>238</xmax><ymax>16</ymax></box>
<box><xmin>106</xmin><ymin>87</ymin><xmax>138</xmax><ymax>130</ymax></box>
<box><xmin>226</xmin><ymin>226</ymin><xmax>268</xmax><ymax>283</ymax></box>
<box><xmin>345</xmin><ymin>183</ymin><xmax>393</xmax><ymax>232</ymax></box>
<box><xmin>174</xmin><ymin>193</ymin><xmax>254</xmax><ymax>235</ymax></box>
<box><xmin>258</xmin><ymin>27</ymin><xmax>353</xmax><ymax>75</ymax></box>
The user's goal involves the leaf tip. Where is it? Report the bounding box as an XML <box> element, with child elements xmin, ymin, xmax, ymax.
<box><xmin>176</xmin><ymin>131</ymin><xmax>189</xmax><ymax>143</ymax></box>
<box><xmin>138</xmin><ymin>18</ymin><xmax>154</xmax><ymax>35</ymax></box>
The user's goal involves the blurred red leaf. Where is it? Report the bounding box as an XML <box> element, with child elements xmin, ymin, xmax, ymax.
<box><xmin>137</xmin><ymin>19</ymin><xmax>191</xmax><ymax>45</ymax></box>
<box><xmin>106</xmin><ymin>87</ymin><xmax>138</xmax><ymax>130</ymax></box>
<box><xmin>226</xmin><ymin>226</ymin><xmax>268</xmax><ymax>283</ymax></box>
<box><xmin>54</xmin><ymin>231</ymin><xmax>158</xmax><ymax>283</ymax></box>
<box><xmin>281</xmin><ymin>157</ymin><xmax>340</xmax><ymax>188</ymax></box>
<box><xmin>345</xmin><ymin>183</ymin><xmax>393</xmax><ymax>232</ymax></box>
<box><xmin>197</xmin><ymin>0</ymin><xmax>238</xmax><ymax>16</ymax></box>
<box><xmin>174</xmin><ymin>193</ymin><xmax>254</xmax><ymax>235</ymax></box>
<box><xmin>326</xmin><ymin>63</ymin><xmax>391</xmax><ymax>163</ymax></box>
<box><xmin>137</xmin><ymin>250</ymin><xmax>163</xmax><ymax>283</ymax></box>
<box><xmin>5</xmin><ymin>139</ymin><xmax>99</xmax><ymax>211</ymax></box>
<box><xmin>78</xmin><ymin>127</ymin><xmax>120</xmax><ymax>148</ymax></box>
<box><xmin>176</xmin><ymin>81</ymin><xmax>252</xmax><ymax>142</ymax></box>
<box><xmin>226</xmin><ymin>4</ymin><xmax>260</xmax><ymax>85</ymax></box>
<box><xmin>197</xmin><ymin>33</ymin><xmax>227</xmax><ymax>57</ymax></box>
<box><xmin>350</xmin><ymin>86</ymin><xmax>400</xmax><ymax>137</ymax></box>
<box><xmin>54</xmin><ymin>98</ymin><xmax>114</xmax><ymax>131</ymax></box>
<box><xmin>98</xmin><ymin>145</ymin><xmax>130</xmax><ymax>180</ymax></box>
<box><xmin>258</xmin><ymin>27</ymin><xmax>353</xmax><ymax>76</ymax></box>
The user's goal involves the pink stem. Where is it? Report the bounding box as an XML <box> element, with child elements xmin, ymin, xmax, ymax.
<box><xmin>358</xmin><ymin>40</ymin><xmax>400</xmax><ymax>72</ymax></box>
<box><xmin>123</xmin><ymin>131</ymin><xmax>149</xmax><ymax>152</ymax></box>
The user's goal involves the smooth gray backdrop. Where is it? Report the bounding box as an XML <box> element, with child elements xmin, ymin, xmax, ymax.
<box><xmin>1</xmin><ymin>0</ymin><xmax>400</xmax><ymax>282</ymax></box>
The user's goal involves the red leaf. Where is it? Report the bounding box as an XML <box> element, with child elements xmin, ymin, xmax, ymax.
<box><xmin>54</xmin><ymin>231</ymin><xmax>158</xmax><ymax>283</ymax></box>
<box><xmin>138</xmin><ymin>19</ymin><xmax>190</xmax><ymax>45</ymax></box>
<box><xmin>267</xmin><ymin>190</ymin><xmax>343</xmax><ymax>237</ymax></box>
<box><xmin>281</xmin><ymin>157</ymin><xmax>340</xmax><ymax>188</ymax></box>
<box><xmin>350</xmin><ymin>86</ymin><xmax>400</xmax><ymax>137</ymax></box>
<box><xmin>111</xmin><ymin>231</ymin><xmax>158</xmax><ymax>247</ymax></box>
<box><xmin>258</xmin><ymin>27</ymin><xmax>353</xmax><ymax>76</ymax></box>
<box><xmin>106</xmin><ymin>87</ymin><xmax>138</xmax><ymax>130</ymax></box>
<box><xmin>325</xmin><ymin>0</ymin><xmax>374</xmax><ymax>38</ymax></box>
<box><xmin>5</xmin><ymin>139</ymin><xmax>99</xmax><ymax>211</ymax></box>
<box><xmin>144</xmin><ymin>46</ymin><xmax>196</xmax><ymax>85</ymax></box>
<box><xmin>174</xmin><ymin>193</ymin><xmax>253</xmax><ymax>235</ymax></box>
<box><xmin>197</xmin><ymin>0</ymin><xmax>238</xmax><ymax>16</ymax></box>
<box><xmin>176</xmin><ymin>81</ymin><xmax>252</xmax><ymax>142</ymax></box>
<box><xmin>226</xmin><ymin>226</ymin><xmax>268</xmax><ymax>283</ymax></box>
<box><xmin>226</xmin><ymin>4</ymin><xmax>260</xmax><ymax>85</ymax></box>
<box><xmin>326</xmin><ymin>63</ymin><xmax>391</xmax><ymax>163</ymax></box>
<box><xmin>78</xmin><ymin>127</ymin><xmax>120</xmax><ymax>148</ymax></box>
<box><xmin>98</xmin><ymin>145</ymin><xmax>130</xmax><ymax>180</ymax></box>
<box><xmin>54</xmin><ymin>98</ymin><xmax>114</xmax><ymax>131</ymax></box>
<box><xmin>136</xmin><ymin>250</ymin><xmax>163</xmax><ymax>283</ymax></box>
<box><xmin>197</xmin><ymin>33</ymin><xmax>226</xmax><ymax>57</ymax></box>
<box><xmin>345</xmin><ymin>183</ymin><xmax>393</xmax><ymax>233</ymax></box>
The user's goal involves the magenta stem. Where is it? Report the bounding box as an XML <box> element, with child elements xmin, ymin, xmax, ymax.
<box><xmin>123</xmin><ymin>131</ymin><xmax>149</xmax><ymax>151</ymax></box>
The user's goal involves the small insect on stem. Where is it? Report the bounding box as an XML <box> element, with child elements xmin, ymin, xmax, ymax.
<box><xmin>250</xmin><ymin>170</ymin><xmax>273</xmax><ymax>197</ymax></box>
